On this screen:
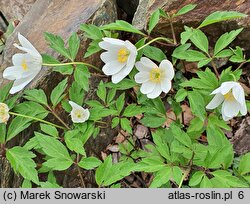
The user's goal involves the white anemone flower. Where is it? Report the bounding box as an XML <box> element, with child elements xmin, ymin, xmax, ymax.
<box><xmin>0</xmin><ymin>103</ymin><xmax>10</xmax><ymax>124</ymax></box>
<box><xmin>134</xmin><ymin>57</ymin><xmax>174</xmax><ymax>99</ymax></box>
<box><xmin>69</xmin><ymin>101</ymin><xmax>90</xmax><ymax>123</ymax></box>
<box><xmin>3</xmin><ymin>33</ymin><xmax>42</xmax><ymax>94</ymax></box>
<box><xmin>206</xmin><ymin>81</ymin><xmax>247</xmax><ymax>121</ymax></box>
<box><xmin>99</xmin><ymin>38</ymin><xmax>137</xmax><ymax>83</ymax></box>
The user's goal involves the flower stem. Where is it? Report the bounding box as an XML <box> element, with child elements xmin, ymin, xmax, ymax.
<box><xmin>42</xmin><ymin>62</ymin><xmax>101</xmax><ymax>73</ymax></box>
<box><xmin>137</xmin><ymin>37</ymin><xmax>174</xmax><ymax>51</ymax></box>
<box><xmin>46</xmin><ymin>105</ymin><xmax>71</xmax><ymax>130</ymax></box>
<box><xmin>9</xmin><ymin>111</ymin><xmax>66</xmax><ymax>130</ymax></box>
<box><xmin>169</xmin><ymin>15</ymin><xmax>177</xmax><ymax>45</ymax></box>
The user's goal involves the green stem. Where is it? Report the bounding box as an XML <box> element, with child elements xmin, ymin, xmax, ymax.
<box><xmin>178</xmin><ymin>171</ymin><xmax>188</xmax><ymax>188</ymax></box>
<box><xmin>42</xmin><ymin>62</ymin><xmax>101</xmax><ymax>73</ymax></box>
<box><xmin>137</xmin><ymin>37</ymin><xmax>174</xmax><ymax>51</ymax></box>
<box><xmin>9</xmin><ymin>111</ymin><xmax>66</xmax><ymax>130</ymax></box>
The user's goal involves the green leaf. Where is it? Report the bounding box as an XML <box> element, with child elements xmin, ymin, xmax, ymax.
<box><xmin>175</xmin><ymin>88</ymin><xmax>188</xmax><ymax>102</ymax></box>
<box><xmin>148</xmin><ymin>9</ymin><xmax>160</xmax><ymax>34</ymax></box>
<box><xmin>187</xmin><ymin>117</ymin><xmax>204</xmax><ymax>133</ymax></box>
<box><xmin>184</xmin><ymin>50</ymin><xmax>208</xmax><ymax>61</ymax></box>
<box><xmin>22</xmin><ymin>179</ymin><xmax>32</xmax><ymax>188</ymax></box>
<box><xmin>35</xmin><ymin>133</ymin><xmax>73</xmax><ymax>170</ymax></box>
<box><xmin>214</xmin><ymin>49</ymin><xmax>233</xmax><ymax>58</ymax></box>
<box><xmin>0</xmin><ymin>82</ymin><xmax>13</xmax><ymax>102</ymax></box>
<box><xmin>140</xmin><ymin>113</ymin><xmax>166</xmax><ymax>128</ymax></box>
<box><xmin>150</xmin><ymin>166</ymin><xmax>171</xmax><ymax>188</ymax></box>
<box><xmin>6</xmin><ymin>146</ymin><xmax>39</xmax><ymax>184</ymax></box>
<box><xmin>229</xmin><ymin>46</ymin><xmax>245</xmax><ymax>63</ymax></box>
<box><xmin>105</xmin><ymin>79</ymin><xmax>137</xmax><ymax>90</ymax></box>
<box><xmin>78</xmin><ymin>157</ymin><xmax>102</xmax><ymax>170</ymax></box>
<box><xmin>69</xmin><ymin>81</ymin><xmax>85</xmax><ymax>106</ymax></box>
<box><xmin>152</xmin><ymin>129</ymin><xmax>171</xmax><ymax>161</ymax></box>
<box><xmin>200</xmin><ymin>176</ymin><xmax>213</xmax><ymax>188</ymax></box>
<box><xmin>74</xmin><ymin>65</ymin><xmax>90</xmax><ymax>91</ymax></box>
<box><xmin>197</xmin><ymin>58</ymin><xmax>211</xmax><ymax>68</ymax></box>
<box><xmin>96</xmin><ymin>81</ymin><xmax>106</xmax><ymax>103</ymax></box>
<box><xmin>64</xmin><ymin>130</ymin><xmax>85</xmax><ymax>155</ymax></box>
<box><xmin>95</xmin><ymin>155</ymin><xmax>112</xmax><ymax>186</ymax></box>
<box><xmin>89</xmin><ymin>108</ymin><xmax>117</xmax><ymax>121</ymax></box>
<box><xmin>214</xmin><ymin>28</ymin><xmax>243</xmax><ymax>55</ymax></box>
<box><xmin>188</xmin><ymin>91</ymin><xmax>206</xmax><ymax>120</ymax></box>
<box><xmin>7</xmin><ymin>102</ymin><xmax>48</xmax><ymax>141</ymax></box>
<box><xmin>111</xmin><ymin>117</ymin><xmax>120</xmax><ymax>128</ymax></box>
<box><xmin>50</xmin><ymin>78</ymin><xmax>68</xmax><ymax>107</ymax></box>
<box><xmin>42</xmin><ymin>54</ymin><xmax>73</xmax><ymax>75</ymax></box>
<box><xmin>174</xmin><ymin>4</ymin><xmax>197</xmax><ymax>17</ymax></box>
<box><xmin>0</xmin><ymin>124</ymin><xmax>6</xmax><ymax>144</ymax></box>
<box><xmin>84</xmin><ymin>40</ymin><xmax>102</xmax><ymax>58</ymax></box>
<box><xmin>170</xmin><ymin>123</ymin><xmax>192</xmax><ymax>147</ymax></box>
<box><xmin>80</xmin><ymin>24</ymin><xmax>103</xmax><ymax>40</ymax></box>
<box><xmin>120</xmin><ymin>118</ymin><xmax>132</xmax><ymax>134</ymax></box>
<box><xmin>189</xmin><ymin>29</ymin><xmax>209</xmax><ymax>53</ymax></box>
<box><xmin>143</xmin><ymin>45</ymin><xmax>166</xmax><ymax>62</ymax></box>
<box><xmin>44</xmin><ymin>32</ymin><xmax>71</xmax><ymax>60</ymax></box>
<box><xmin>68</xmin><ymin>32</ymin><xmax>80</xmax><ymax>61</ymax></box>
<box><xmin>238</xmin><ymin>152</ymin><xmax>250</xmax><ymax>175</ymax></box>
<box><xmin>116</xmin><ymin>93</ymin><xmax>125</xmax><ymax>114</ymax></box>
<box><xmin>219</xmin><ymin>67</ymin><xmax>242</xmax><ymax>83</ymax></box>
<box><xmin>24</xmin><ymin>89</ymin><xmax>48</xmax><ymax>106</ymax></box>
<box><xmin>123</xmin><ymin>104</ymin><xmax>144</xmax><ymax>117</ymax></box>
<box><xmin>101</xmin><ymin>20</ymin><xmax>145</xmax><ymax>36</ymax></box>
<box><xmin>136</xmin><ymin>156</ymin><xmax>166</xmax><ymax>172</ymax></box>
<box><xmin>40</xmin><ymin>124</ymin><xmax>58</xmax><ymax>138</ymax></box>
<box><xmin>181</xmin><ymin>68</ymin><xmax>218</xmax><ymax>90</ymax></box>
<box><xmin>198</xmin><ymin>11</ymin><xmax>247</xmax><ymax>28</ymax></box>
<box><xmin>172</xmin><ymin>43</ymin><xmax>191</xmax><ymax>59</ymax></box>
<box><xmin>189</xmin><ymin>171</ymin><xmax>204</xmax><ymax>186</ymax></box>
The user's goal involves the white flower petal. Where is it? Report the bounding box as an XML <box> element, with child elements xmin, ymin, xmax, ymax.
<box><xmin>134</xmin><ymin>71</ymin><xmax>149</xmax><ymax>83</ymax></box>
<box><xmin>100</xmin><ymin>52</ymin><xmax>116</xmax><ymax>63</ymax></box>
<box><xmin>102</xmin><ymin>60</ymin><xmax>125</xmax><ymax>75</ymax></box>
<box><xmin>69</xmin><ymin>101</ymin><xmax>89</xmax><ymax>123</ymax></box>
<box><xmin>99</xmin><ymin>38</ymin><xmax>125</xmax><ymax>51</ymax></box>
<box><xmin>125</xmin><ymin>40</ymin><xmax>137</xmax><ymax>55</ymax></box>
<box><xmin>220</xmin><ymin>81</ymin><xmax>237</xmax><ymax>95</ymax></box>
<box><xmin>206</xmin><ymin>93</ymin><xmax>224</xmax><ymax>109</ymax></box>
<box><xmin>135</xmin><ymin>61</ymin><xmax>151</xmax><ymax>72</ymax></box>
<box><xmin>159</xmin><ymin>59</ymin><xmax>174</xmax><ymax>80</ymax></box>
<box><xmin>160</xmin><ymin>78</ymin><xmax>171</xmax><ymax>93</ymax></box>
<box><xmin>222</xmin><ymin>100</ymin><xmax>240</xmax><ymax>118</ymax></box>
<box><xmin>147</xmin><ymin>84</ymin><xmax>162</xmax><ymax>99</ymax></box>
<box><xmin>69</xmin><ymin>101</ymin><xmax>82</xmax><ymax>110</ymax></box>
<box><xmin>3</xmin><ymin>66</ymin><xmax>23</xmax><ymax>80</ymax></box>
<box><xmin>9</xmin><ymin>74</ymin><xmax>36</xmax><ymax>94</ymax></box>
<box><xmin>211</xmin><ymin>86</ymin><xmax>222</xmax><ymax>95</ymax></box>
<box><xmin>17</xmin><ymin>33</ymin><xmax>40</xmax><ymax>55</ymax></box>
<box><xmin>111</xmin><ymin>53</ymin><xmax>136</xmax><ymax>83</ymax></box>
<box><xmin>240</xmin><ymin>102</ymin><xmax>247</xmax><ymax>116</ymax></box>
<box><xmin>232</xmin><ymin>84</ymin><xmax>245</xmax><ymax>105</ymax></box>
<box><xmin>103</xmin><ymin>37</ymin><xmax>125</xmax><ymax>46</ymax></box>
<box><xmin>140</xmin><ymin>81</ymin><xmax>156</xmax><ymax>94</ymax></box>
<box><xmin>141</xmin><ymin>57</ymin><xmax>158</xmax><ymax>69</ymax></box>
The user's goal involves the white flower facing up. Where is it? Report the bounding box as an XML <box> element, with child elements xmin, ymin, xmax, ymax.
<box><xmin>206</xmin><ymin>81</ymin><xmax>247</xmax><ymax>121</ymax></box>
<box><xmin>134</xmin><ymin>57</ymin><xmax>175</xmax><ymax>99</ymax></box>
<box><xmin>99</xmin><ymin>38</ymin><xmax>137</xmax><ymax>83</ymax></box>
<box><xmin>3</xmin><ymin>33</ymin><xmax>42</xmax><ymax>94</ymax></box>
<box><xmin>69</xmin><ymin>101</ymin><xmax>90</xmax><ymax>123</ymax></box>
<box><xmin>0</xmin><ymin>103</ymin><xmax>10</xmax><ymax>124</ymax></box>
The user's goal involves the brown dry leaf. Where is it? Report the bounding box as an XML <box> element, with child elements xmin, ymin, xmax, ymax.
<box><xmin>240</xmin><ymin>82</ymin><xmax>250</xmax><ymax>94</ymax></box>
<box><xmin>181</xmin><ymin>104</ymin><xmax>194</xmax><ymax>125</ymax></box>
<box><xmin>184</xmin><ymin>62</ymin><xmax>198</xmax><ymax>73</ymax></box>
<box><xmin>101</xmin><ymin>151</ymin><xmax>107</xmax><ymax>160</ymax></box>
<box><xmin>115</xmin><ymin>133</ymin><xmax>126</xmax><ymax>143</ymax></box>
<box><xmin>134</xmin><ymin>124</ymin><xmax>148</xmax><ymax>139</ymax></box>
<box><xmin>165</xmin><ymin>110</ymin><xmax>177</xmax><ymax>127</ymax></box>
<box><xmin>107</xmin><ymin>144</ymin><xmax>119</xmax><ymax>152</ymax></box>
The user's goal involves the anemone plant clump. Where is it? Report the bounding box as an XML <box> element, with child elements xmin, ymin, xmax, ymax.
<box><xmin>0</xmin><ymin>5</ymin><xmax>250</xmax><ymax>188</ymax></box>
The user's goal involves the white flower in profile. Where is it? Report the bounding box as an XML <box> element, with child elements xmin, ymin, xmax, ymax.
<box><xmin>99</xmin><ymin>38</ymin><xmax>137</xmax><ymax>83</ymax></box>
<box><xmin>69</xmin><ymin>101</ymin><xmax>90</xmax><ymax>123</ymax></box>
<box><xmin>0</xmin><ymin>103</ymin><xmax>10</xmax><ymax>124</ymax></box>
<box><xmin>3</xmin><ymin>33</ymin><xmax>42</xmax><ymax>94</ymax></box>
<box><xmin>134</xmin><ymin>57</ymin><xmax>174</xmax><ymax>99</ymax></box>
<box><xmin>206</xmin><ymin>81</ymin><xmax>247</xmax><ymax>121</ymax></box>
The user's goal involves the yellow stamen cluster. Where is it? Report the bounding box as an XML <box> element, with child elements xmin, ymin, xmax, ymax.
<box><xmin>0</xmin><ymin>103</ymin><xmax>9</xmax><ymax>124</ymax></box>
<box><xmin>224</xmin><ymin>90</ymin><xmax>235</xmax><ymax>101</ymax></box>
<box><xmin>117</xmin><ymin>48</ymin><xmax>130</xmax><ymax>63</ymax></box>
<box><xmin>21</xmin><ymin>59</ymin><xmax>28</xmax><ymax>71</ymax></box>
<box><xmin>74</xmin><ymin>110</ymin><xmax>83</xmax><ymax>119</ymax></box>
<box><xmin>149</xmin><ymin>68</ymin><xmax>163</xmax><ymax>83</ymax></box>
